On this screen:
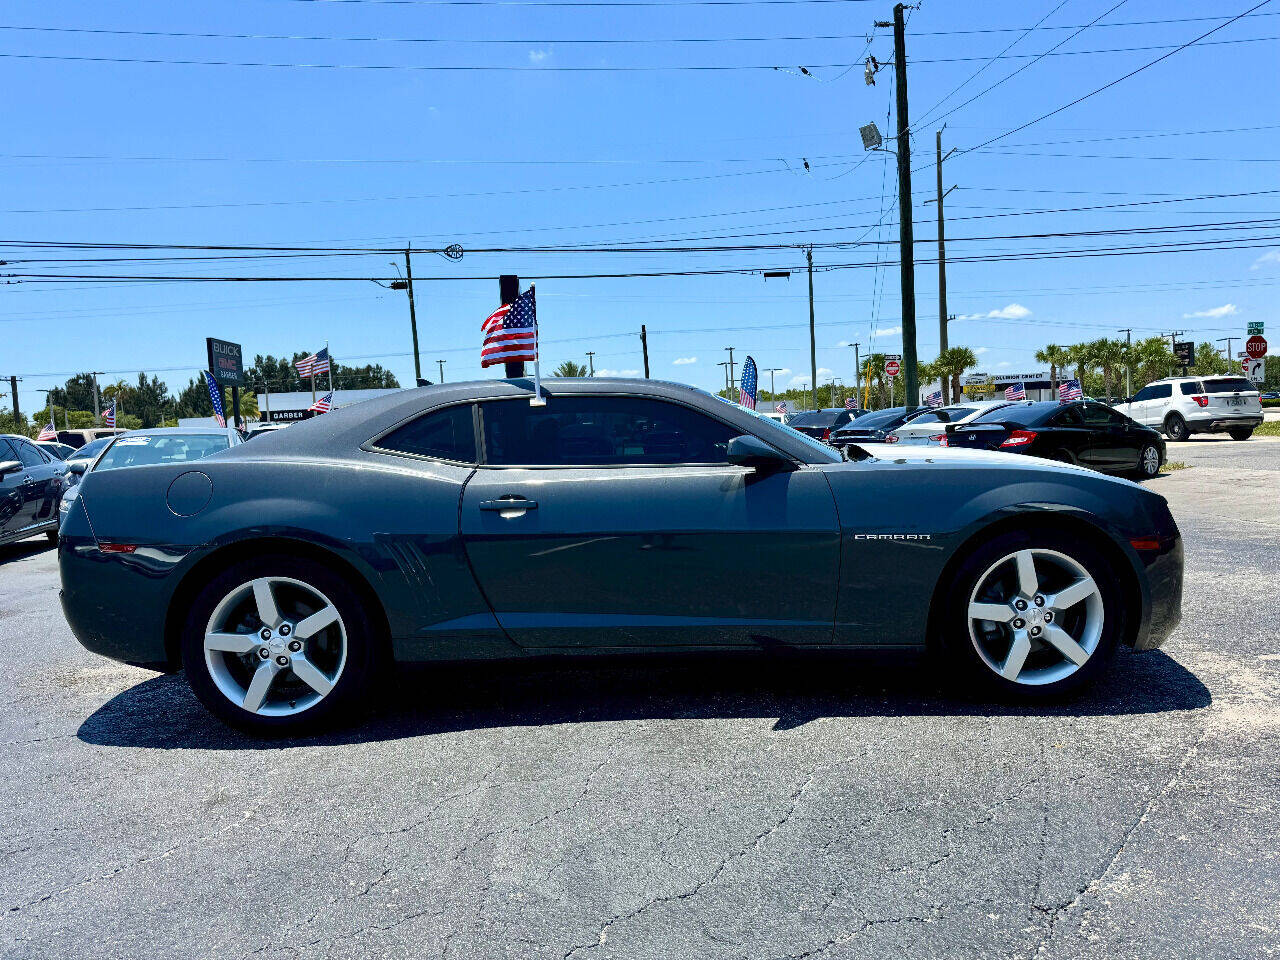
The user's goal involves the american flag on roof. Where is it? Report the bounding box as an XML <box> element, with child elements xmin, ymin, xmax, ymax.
<box><xmin>925</xmin><ymin>389</ymin><xmax>943</xmax><ymax>408</ymax></box>
<box><xmin>37</xmin><ymin>421</ymin><xmax>56</xmax><ymax>442</ymax></box>
<box><xmin>1059</xmin><ymin>378</ymin><xmax>1083</xmax><ymax>402</ymax></box>
<box><xmin>1004</xmin><ymin>381</ymin><xmax>1027</xmax><ymax>401</ymax></box>
<box><xmin>309</xmin><ymin>392</ymin><xmax>333</xmax><ymax>414</ymax></box>
<box><xmin>295</xmin><ymin>347</ymin><xmax>330</xmax><ymax>377</ymax></box>
<box><xmin>738</xmin><ymin>356</ymin><xmax>758</xmax><ymax>410</ymax></box>
<box><xmin>481</xmin><ymin>288</ymin><xmax>538</xmax><ymax>368</ymax></box>
<box><xmin>101</xmin><ymin>402</ymin><xmax>117</xmax><ymax>428</ymax></box>
<box><xmin>203</xmin><ymin>371</ymin><xmax>226</xmax><ymax>427</ymax></box>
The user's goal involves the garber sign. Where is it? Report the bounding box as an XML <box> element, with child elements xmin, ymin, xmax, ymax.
<box><xmin>206</xmin><ymin>338</ymin><xmax>245</xmax><ymax>386</ymax></box>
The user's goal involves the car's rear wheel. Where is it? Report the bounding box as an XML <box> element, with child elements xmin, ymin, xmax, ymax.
<box><xmin>1228</xmin><ymin>427</ymin><xmax>1254</xmax><ymax>441</ymax></box>
<box><xmin>1135</xmin><ymin>443</ymin><xmax>1162</xmax><ymax>479</ymax></box>
<box><xmin>940</xmin><ymin>530</ymin><xmax>1123</xmax><ymax>698</ymax></box>
<box><xmin>180</xmin><ymin>554</ymin><xmax>379</xmax><ymax>735</ymax></box>
<box><xmin>1164</xmin><ymin>413</ymin><xmax>1189</xmax><ymax>442</ymax></box>
<box><xmin>45</xmin><ymin>530</ymin><xmax>58</xmax><ymax>543</ymax></box>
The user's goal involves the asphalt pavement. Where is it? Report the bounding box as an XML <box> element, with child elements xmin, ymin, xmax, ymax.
<box><xmin>1</xmin><ymin>438</ymin><xmax>1277</xmax><ymax>959</ymax></box>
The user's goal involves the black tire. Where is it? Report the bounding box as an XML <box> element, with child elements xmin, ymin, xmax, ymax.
<box><xmin>45</xmin><ymin>530</ymin><xmax>58</xmax><ymax>543</ymax></box>
<box><xmin>1051</xmin><ymin>449</ymin><xmax>1076</xmax><ymax>465</ymax></box>
<box><xmin>1228</xmin><ymin>427</ymin><xmax>1254</xmax><ymax>441</ymax></box>
<box><xmin>937</xmin><ymin>528</ymin><xmax>1124</xmax><ymax>700</ymax></box>
<box><xmin>1164</xmin><ymin>414</ymin><xmax>1189</xmax><ymax>442</ymax></box>
<box><xmin>180</xmin><ymin>553</ymin><xmax>381</xmax><ymax>735</ymax></box>
<box><xmin>1133</xmin><ymin>443</ymin><xmax>1162</xmax><ymax>480</ymax></box>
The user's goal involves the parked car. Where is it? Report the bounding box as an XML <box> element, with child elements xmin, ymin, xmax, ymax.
<box><xmin>245</xmin><ymin>423</ymin><xmax>290</xmax><ymax>440</ymax></box>
<box><xmin>1258</xmin><ymin>391</ymin><xmax>1278</xmax><ymax>401</ymax></box>
<box><xmin>56</xmin><ymin>428</ymin><xmax>126</xmax><ymax>450</ymax></box>
<box><xmin>885</xmin><ymin>401</ymin><xmax>1015</xmax><ymax>445</ymax></box>
<box><xmin>828</xmin><ymin>406</ymin><xmax>936</xmax><ymax>448</ymax></box>
<box><xmin>1</xmin><ymin>434</ymin><xmax>68</xmax><ymax>547</ymax></box>
<box><xmin>940</xmin><ymin>401</ymin><xmax>1166</xmax><ymax>478</ymax></box>
<box><xmin>60</xmin><ymin>378</ymin><xmax>1183</xmax><ymax>734</ymax></box>
<box><xmin>786</xmin><ymin>408</ymin><xmax>866</xmax><ymax>442</ymax></box>
<box><xmin>1116</xmin><ymin>376</ymin><xmax>1263</xmax><ymax>441</ymax></box>
<box><xmin>35</xmin><ymin>441</ymin><xmax>76</xmax><ymax>460</ymax></box>
<box><xmin>59</xmin><ymin>426</ymin><xmax>243</xmax><ymax>516</ymax></box>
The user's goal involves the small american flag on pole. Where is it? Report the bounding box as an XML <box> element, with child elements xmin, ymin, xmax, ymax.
<box><xmin>1059</xmin><ymin>378</ymin><xmax>1083</xmax><ymax>402</ymax></box>
<box><xmin>309</xmin><ymin>392</ymin><xmax>333</xmax><ymax>414</ymax></box>
<box><xmin>101</xmin><ymin>402</ymin><xmax>117</xmax><ymax>428</ymax></box>
<box><xmin>843</xmin><ymin>396</ymin><xmax>857</xmax><ymax>410</ymax></box>
<box><xmin>1004</xmin><ymin>381</ymin><xmax>1027</xmax><ymax>401</ymax></box>
<box><xmin>925</xmin><ymin>389</ymin><xmax>943</xmax><ymax>407</ymax></box>
<box><xmin>37</xmin><ymin>422</ymin><xmax>57</xmax><ymax>441</ymax></box>
<box><xmin>776</xmin><ymin>401</ymin><xmax>788</xmax><ymax>416</ymax></box>
<box><xmin>203</xmin><ymin>371</ymin><xmax>226</xmax><ymax>427</ymax></box>
<box><xmin>481</xmin><ymin>288</ymin><xmax>538</xmax><ymax>368</ymax></box>
<box><xmin>295</xmin><ymin>347</ymin><xmax>330</xmax><ymax>377</ymax></box>
<box><xmin>738</xmin><ymin>356</ymin><xmax>758</xmax><ymax>410</ymax></box>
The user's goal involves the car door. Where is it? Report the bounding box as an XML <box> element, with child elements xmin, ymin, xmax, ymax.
<box><xmin>0</xmin><ymin>439</ymin><xmax>29</xmax><ymax>538</ymax></box>
<box><xmin>1122</xmin><ymin>385</ymin><xmax>1152</xmax><ymax>425</ymax></box>
<box><xmin>460</xmin><ymin>394</ymin><xmax>841</xmax><ymax>649</ymax></box>
<box><xmin>1079</xmin><ymin>404</ymin><xmax>1135</xmax><ymax>471</ymax></box>
<box><xmin>1043</xmin><ymin>405</ymin><xmax>1092</xmax><ymax>462</ymax></box>
<box><xmin>10</xmin><ymin>438</ymin><xmax>59</xmax><ymax>525</ymax></box>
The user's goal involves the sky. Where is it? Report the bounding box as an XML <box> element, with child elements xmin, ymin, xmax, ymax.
<box><xmin>2</xmin><ymin>0</ymin><xmax>1278</xmax><ymax>413</ymax></box>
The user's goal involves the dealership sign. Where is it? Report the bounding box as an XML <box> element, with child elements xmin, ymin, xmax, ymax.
<box><xmin>206</xmin><ymin>337</ymin><xmax>245</xmax><ymax>386</ymax></box>
<box><xmin>1173</xmin><ymin>341</ymin><xmax>1194</xmax><ymax>366</ymax></box>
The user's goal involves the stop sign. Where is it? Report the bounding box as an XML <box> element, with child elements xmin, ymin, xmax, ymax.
<box><xmin>1246</xmin><ymin>335</ymin><xmax>1268</xmax><ymax>359</ymax></box>
<box><xmin>885</xmin><ymin>359</ymin><xmax>901</xmax><ymax>378</ymax></box>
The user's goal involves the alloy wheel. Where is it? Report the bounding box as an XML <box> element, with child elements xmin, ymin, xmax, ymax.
<box><xmin>203</xmin><ymin>576</ymin><xmax>348</xmax><ymax>717</ymax></box>
<box><xmin>967</xmin><ymin>549</ymin><xmax>1104</xmax><ymax>686</ymax></box>
<box><xmin>1141</xmin><ymin>445</ymin><xmax>1161</xmax><ymax>476</ymax></box>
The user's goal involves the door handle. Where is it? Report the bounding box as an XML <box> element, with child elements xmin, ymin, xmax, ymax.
<box><xmin>21</xmin><ymin>476</ymin><xmax>35</xmax><ymax>485</ymax></box>
<box><xmin>479</xmin><ymin>497</ymin><xmax>538</xmax><ymax>512</ymax></box>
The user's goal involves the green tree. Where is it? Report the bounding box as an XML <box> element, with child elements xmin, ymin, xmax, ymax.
<box><xmin>1086</xmin><ymin>338</ymin><xmax>1127</xmax><ymax>403</ymax></box>
<box><xmin>1035</xmin><ymin>344</ymin><xmax>1072</xmax><ymax>391</ymax></box>
<box><xmin>1194</xmin><ymin>341</ymin><xmax>1229</xmax><ymax>376</ymax></box>
<box><xmin>49</xmin><ymin>373</ymin><xmax>97</xmax><ymax>415</ymax></box>
<box><xmin>935</xmin><ymin>346</ymin><xmax>978</xmax><ymax>406</ymax></box>
<box><xmin>554</xmin><ymin>361</ymin><xmax>589</xmax><ymax>377</ymax></box>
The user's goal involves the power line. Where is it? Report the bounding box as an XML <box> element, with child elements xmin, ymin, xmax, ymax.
<box><xmin>907</xmin><ymin>9</ymin><xmax>1280</xmax><ymax>36</ymax></box>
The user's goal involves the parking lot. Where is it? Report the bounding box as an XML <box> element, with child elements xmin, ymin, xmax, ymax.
<box><xmin>1</xmin><ymin>437</ymin><xmax>1276</xmax><ymax>960</ymax></box>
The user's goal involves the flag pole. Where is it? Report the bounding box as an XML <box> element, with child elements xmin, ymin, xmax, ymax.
<box><xmin>530</xmin><ymin>284</ymin><xmax>545</xmax><ymax>406</ymax></box>
<box><xmin>326</xmin><ymin>340</ymin><xmax>333</xmax><ymax>394</ymax></box>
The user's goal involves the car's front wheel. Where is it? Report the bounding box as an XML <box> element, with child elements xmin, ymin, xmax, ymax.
<box><xmin>180</xmin><ymin>554</ymin><xmax>380</xmax><ymax>735</ymax></box>
<box><xmin>940</xmin><ymin>530</ymin><xmax>1123</xmax><ymax>698</ymax></box>
<box><xmin>1134</xmin><ymin>443</ymin><xmax>1162</xmax><ymax>479</ymax></box>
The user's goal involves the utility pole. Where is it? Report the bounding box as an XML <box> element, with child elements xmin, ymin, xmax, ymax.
<box><xmin>848</xmin><ymin>343</ymin><xmax>862</xmax><ymax>402</ymax></box>
<box><xmin>7</xmin><ymin>376</ymin><xmax>20</xmax><ymax>427</ymax></box>
<box><xmin>89</xmin><ymin>371</ymin><xmax>103</xmax><ymax>425</ymax></box>
<box><xmin>764</xmin><ymin>367</ymin><xmax>783</xmax><ymax>399</ymax></box>
<box><xmin>585</xmin><ymin>352</ymin><xmax>596</xmax><ymax>377</ymax></box>
<box><xmin>37</xmin><ymin>388</ymin><xmax>55</xmax><ymax>431</ymax></box>
<box><xmin>260</xmin><ymin>380</ymin><xmax>271</xmax><ymax>423</ymax></box>
<box><xmin>830</xmin><ymin>378</ymin><xmax>842</xmax><ymax>407</ymax></box>
<box><xmin>404</xmin><ymin>250</ymin><xmax>422</xmax><ymax>385</ymax></box>
<box><xmin>936</xmin><ymin>129</ymin><xmax>956</xmax><ymax>403</ymax></box>
<box><xmin>437</xmin><ymin>360</ymin><xmax>446</xmax><ymax>383</ymax></box>
<box><xmin>1217</xmin><ymin>337</ymin><xmax>1236</xmax><ymax>362</ymax></box>
<box><xmin>1119</xmin><ymin>327</ymin><xmax>1133</xmax><ymax>399</ymax></box>
<box><xmin>892</xmin><ymin>3</ymin><xmax>919</xmax><ymax>410</ymax></box>
<box><xmin>639</xmin><ymin>325</ymin><xmax>650</xmax><ymax>378</ymax></box>
<box><xmin>718</xmin><ymin>361</ymin><xmax>731</xmax><ymax>397</ymax></box>
<box><xmin>1162</xmin><ymin>330</ymin><xmax>1186</xmax><ymax>375</ymax></box>
<box><xmin>725</xmin><ymin>347</ymin><xmax>736</xmax><ymax>393</ymax></box>
<box><xmin>806</xmin><ymin>246</ymin><xmax>817</xmax><ymax>413</ymax></box>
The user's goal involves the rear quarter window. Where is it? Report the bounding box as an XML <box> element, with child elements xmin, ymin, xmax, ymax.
<box><xmin>375</xmin><ymin>404</ymin><xmax>477</xmax><ymax>462</ymax></box>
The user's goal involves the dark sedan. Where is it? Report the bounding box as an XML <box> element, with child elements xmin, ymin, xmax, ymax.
<box><xmin>943</xmin><ymin>401</ymin><xmax>1166</xmax><ymax>478</ymax></box>
<box><xmin>60</xmin><ymin>378</ymin><xmax>1182</xmax><ymax>734</ymax></box>
<box><xmin>828</xmin><ymin>406</ymin><xmax>935</xmax><ymax>448</ymax></box>
<box><xmin>787</xmin><ymin>408</ymin><xmax>866</xmax><ymax>442</ymax></box>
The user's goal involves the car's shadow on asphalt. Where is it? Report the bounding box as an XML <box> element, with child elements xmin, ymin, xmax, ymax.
<box><xmin>77</xmin><ymin>647</ymin><xmax>1211</xmax><ymax>750</ymax></box>
<box><xmin>0</xmin><ymin>539</ymin><xmax>54</xmax><ymax>565</ymax></box>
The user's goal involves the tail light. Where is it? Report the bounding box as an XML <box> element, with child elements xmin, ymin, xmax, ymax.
<box><xmin>929</xmin><ymin>434</ymin><xmax>949</xmax><ymax>446</ymax></box>
<box><xmin>99</xmin><ymin>543</ymin><xmax>138</xmax><ymax>554</ymax></box>
<box><xmin>1001</xmin><ymin>430</ymin><xmax>1038</xmax><ymax>448</ymax></box>
<box><xmin>821</xmin><ymin>428</ymin><xmax>831</xmax><ymax>441</ymax></box>
<box><xmin>1190</xmin><ymin>395</ymin><xmax>1208</xmax><ymax>408</ymax></box>
<box><xmin>884</xmin><ymin>434</ymin><xmax>900</xmax><ymax>444</ymax></box>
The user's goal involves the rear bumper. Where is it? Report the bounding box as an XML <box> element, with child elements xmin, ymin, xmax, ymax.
<box><xmin>1186</xmin><ymin>415</ymin><xmax>1262</xmax><ymax>433</ymax></box>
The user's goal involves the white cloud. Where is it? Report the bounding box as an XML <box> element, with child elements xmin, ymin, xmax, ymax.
<box><xmin>873</xmin><ymin>325</ymin><xmax>902</xmax><ymax>337</ymax></box>
<box><xmin>672</xmin><ymin>356</ymin><xmax>697</xmax><ymax>365</ymax></box>
<box><xmin>957</xmin><ymin>303</ymin><xmax>1032</xmax><ymax>321</ymax></box>
<box><xmin>974</xmin><ymin>347</ymin><xmax>990</xmax><ymax>355</ymax></box>
<box><xmin>996</xmin><ymin>361</ymin><xmax>1012</xmax><ymax>368</ymax></box>
<box><xmin>1251</xmin><ymin>250</ymin><xmax>1280</xmax><ymax>270</ymax></box>
<box><xmin>1182</xmin><ymin>303</ymin><xmax>1238</xmax><ymax>319</ymax></box>
<box><xmin>594</xmin><ymin>368</ymin><xmax>640</xmax><ymax>378</ymax></box>
<box><xmin>788</xmin><ymin>375</ymin><xmax>810</xmax><ymax>387</ymax></box>
<box><xmin>775</xmin><ymin>367</ymin><xmax>792</xmax><ymax>376</ymax></box>
<box><xmin>528</xmin><ymin>49</ymin><xmax>550</xmax><ymax>63</ymax></box>
<box><xmin>817</xmin><ymin>367</ymin><xmax>833</xmax><ymax>379</ymax></box>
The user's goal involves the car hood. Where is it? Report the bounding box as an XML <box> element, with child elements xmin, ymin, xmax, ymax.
<box><xmin>836</xmin><ymin>442</ymin><xmax>1145</xmax><ymax>488</ymax></box>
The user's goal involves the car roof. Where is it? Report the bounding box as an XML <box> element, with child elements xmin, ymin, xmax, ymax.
<box><xmin>116</xmin><ymin>426</ymin><xmax>237</xmax><ymax>437</ymax></box>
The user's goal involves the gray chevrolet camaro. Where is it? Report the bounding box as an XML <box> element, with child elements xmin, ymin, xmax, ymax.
<box><xmin>60</xmin><ymin>378</ymin><xmax>1183</xmax><ymax>734</ymax></box>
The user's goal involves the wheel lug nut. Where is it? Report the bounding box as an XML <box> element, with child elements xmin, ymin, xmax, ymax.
<box><xmin>275</xmin><ymin>655</ymin><xmax>289</xmax><ymax>666</ymax></box>
<box><xmin>1033</xmin><ymin>595</ymin><xmax>1046</xmax><ymax>607</ymax></box>
<box><xmin>1030</xmin><ymin>626</ymin><xmax>1042</xmax><ymax>637</ymax></box>
<box><xmin>279</xmin><ymin>624</ymin><xmax>291</xmax><ymax>637</ymax></box>
<box><xmin>1015</xmin><ymin>599</ymin><xmax>1028</xmax><ymax>611</ymax></box>
<box><xmin>1043</xmin><ymin>612</ymin><xmax>1053</xmax><ymax>623</ymax></box>
<box><xmin>1013</xmin><ymin>618</ymin><xmax>1025</xmax><ymax>630</ymax></box>
<box><xmin>259</xmin><ymin>627</ymin><xmax>271</xmax><ymax>641</ymax></box>
<box><xmin>288</xmin><ymin>640</ymin><xmax>302</xmax><ymax>652</ymax></box>
<box><xmin>258</xmin><ymin>647</ymin><xmax>270</xmax><ymax>660</ymax></box>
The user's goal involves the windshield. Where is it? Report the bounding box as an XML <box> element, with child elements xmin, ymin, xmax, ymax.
<box><xmin>95</xmin><ymin>434</ymin><xmax>230</xmax><ymax>470</ymax></box>
<box><xmin>722</xmin><ymin>398</ymin><xmax>841</xmax><ymax>463</ymax></box>
<box><xmin>1202</xmin><ymin>377</ymin><xmax>1258</xmax><ymax>394</ymax></box>
<box><xmin>907</xmin><ymin>407</ymin><xmax>979</xmax><ymax>426</ymax></box>
<box><xmin>72</xmin><ymin>436</ymin><xmax>113</xmax><ymax>461</ymax></box>
<box><xmin>839</xmin><ymin>407</ymin><xmax>906</xmax><ymax>430</ymax></box>
<box><xmin>789</xmin><ymin>410</ymin><xmax>845</xmax><ymax>427</ymax></box>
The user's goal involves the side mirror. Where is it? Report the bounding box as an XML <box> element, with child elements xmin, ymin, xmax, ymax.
<box><xmin>726</xmin><ymin>435</ymin><xmax>792</xmax><ymax>471</ymax></box>
<box><xmin>0</xmin><ymin>460</ymin><xmax>21</xmax><ymax>477</ymax></box>
<box><xmin>68</xmin><ymin>461</ymin><xmax>87</xmax><ymax>475</ymax></box>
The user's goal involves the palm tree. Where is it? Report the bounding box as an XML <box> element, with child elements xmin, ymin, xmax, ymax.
<box><xmin>553</xmin><ymin>361</ymin><xmax>588</xmax><ymax>377</ymax></box>
<box><xmin>1035</xmin><ymin>344</ymin><xmax>1072</xmax><ymax>391</ymax></box>
<box><xmin>862</xmin><ymin>353</ymin><xmax>888</xmax><ymax>408</ymax></box>
<box><xmin>1132</xmin><ymin>336</ymin><xmax>1174</xmax><ymax>385</ymax></box>
<box><xmin>1087</xmin><ymin>338</ymin><xmax>1127</xmax><ymax>403</ymax></box>
<box><xmin>935</xmin><ymin>346</ymin><xmax>978</xmax><ymax>405</ymax></box>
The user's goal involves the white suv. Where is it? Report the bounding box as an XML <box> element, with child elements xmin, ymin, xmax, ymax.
<box><xmin>1118</xmin><ymin>375</ymin><xmax>1262</xmax><ymax>441</ymax></box>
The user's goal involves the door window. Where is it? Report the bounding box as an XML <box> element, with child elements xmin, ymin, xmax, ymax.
<box><xmin>1050</xmin><ymin>406</ymin><xmax>1085</xmax><ymax>426</ymax></box>
<box><xmin>481</xmin><ymin>396</ymin><xmax>741</xmax><ymax>466</ymax></box>
<box><xmin>0</xmin><ymin>439</ymin><xmax>21</xmax><ymax>465</ymax></box>
<box><xmin>1080</xmin><ymin>405</ymin><xmax>1127</xmax><ymax>427</ymax></box>
<box><xmin>1130</xmin><ymin>386</ymin><xmax>1155</xmax><ymax>403</ymax></box>
<box><xmin>12</xmin><ymin>440</ymin><xmax>44</xmax><ymax>467</ymax></box>
<box><xmin>1147</xmin><ymin>384</ymin><xmax>1172</xmax><ymax>399</ymax></box>
<box><xmin>375</xmin><ymin>404</ymin><xmax>476</xmax><ymax>462</ymax></box>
